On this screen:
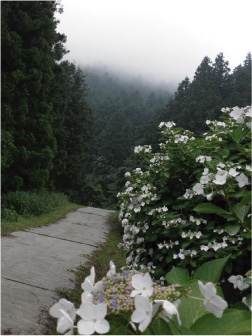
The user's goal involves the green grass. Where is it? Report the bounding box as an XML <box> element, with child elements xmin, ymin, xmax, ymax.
<box><xmin>45</xmin><ymin>211</ymin><xmax>126</xmax><ymax>334</ymax></box>
<box><xmin>1</xmin><ymin>202</ymin><xmax>82</xmax><ymax>235</ymax></box>
<box><xmin>1</xmin><ymin>191</ymin><xmax>69</xmax><ymax>219</ymax></box>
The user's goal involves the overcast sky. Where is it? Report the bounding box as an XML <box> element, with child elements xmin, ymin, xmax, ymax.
<box><xmin>56</xmin><ymin>0</ymin><xmax>251</xmax><ymax>87</ymax></box>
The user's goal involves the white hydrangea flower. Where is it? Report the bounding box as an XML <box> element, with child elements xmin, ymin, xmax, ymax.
<box><xmin>193</xmin><ymin>183</ymin><xmax>204</xmax><ymax>195</ymax></box>
<box><xmin>235</xmin><ymin>173</ymin><xmax>249</xmax><ymax>187</ymax></box>
<box><xmin>200</xmin><ymin>175</ymin><xmax>210</xmax><ymax>184</ymax></box>
<box><xmin>198</xmin><ymin>281</ymin><xmax>228</xmax><ymax>318</ymax></box>
<box><xmin>230</xmin><ymin>106</ymin><xmax>244</xmax><ymax>123</ymax></box>
<box><xmin>184</xmin><ymin>189</ymin><xmax>194</xmax><ymax>199</ymax></box>
<box><xmin>49</xmin><ymin>299</ymin><xmax>76</xmax><ymax>335</ymax></box>
<box><xmin>228</xmin><ymin>275</ymin><xmax>250</xmax><ymax>290</ymax></box>
<box><xmin>213</xmin><ymin>170</ymin><xmax>228</xmax><ymax>185</ymax></box>
<box><xmin>77</xmin><ymin>303</ymin><xmax>110</xmax><ymax>335</ymax></box>
<box><xmin>130</xmin><ymin>273</ymin><xmax>153</xmax><ymax>297</ymax></box>
<box><xmin>228</xmin><ymin>168</ymin><xmax>239</xmax><ymax>177</ymax></box>
<box><xmin>122</xmin><ymin>218</ymin><xmax>129</xmax><ymax>226</ymax></box>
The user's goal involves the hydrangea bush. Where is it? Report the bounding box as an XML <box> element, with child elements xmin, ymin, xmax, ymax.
<box><xmin>117</xmin><ymin>106</ymin><xmax>251</xmax><ymax>278</ymax></box>
<box><xmin>50</xmin><ymin>260</ymin><xmax>251</xmax><ymax>335</ymax></box>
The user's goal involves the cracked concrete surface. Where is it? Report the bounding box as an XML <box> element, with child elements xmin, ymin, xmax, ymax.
<box><xmin>1</xmin><ymin>207</ymin><xmax>114</xmax><ymax>335</ymax></box>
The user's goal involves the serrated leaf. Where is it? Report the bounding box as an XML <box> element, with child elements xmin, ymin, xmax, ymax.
<box><xmin>226</xmin><ymin>225</ymin><xmax>240</xmax><ymax>236</ymax></box>
<box><xmin>165</xmin><ymin>266</ymin><xmax>190</xmax><ymax>285</ymax></box>
<box><xmin>193</xmin><ymin>256</ymin><xmax>230</xmax><ymax>283</ymax></box>
<box><xmin>194</xmin><ymin>203</ymin><xmax>230</xmax><ymax>214</ymax></box>
<box><xmin>190</xmin><ymin>309</ymin><xmax>252</xmax><ymax>335</ymax></box>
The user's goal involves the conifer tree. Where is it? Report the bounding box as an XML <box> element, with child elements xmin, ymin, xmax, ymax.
<box><xmin>1</xmin><ymin>1</ymin><xmax>67</xmax><ymax>192</ymax></box>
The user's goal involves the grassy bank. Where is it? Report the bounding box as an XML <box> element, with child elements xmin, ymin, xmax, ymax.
<box><xmin>1</xmin><ymin>203</ymin><xmax>82</xmax><ymax>236</ymax></box>
<box><xmin>45</xmin><ymin>211</ymin><xmax>126</xmax><ymax>334</ymax></box>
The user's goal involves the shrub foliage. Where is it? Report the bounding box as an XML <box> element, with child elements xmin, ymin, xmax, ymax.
<box><xmin>118</xmin><ymin>106</ymin><xmax>251</xmax><ymax>278</ymax></box>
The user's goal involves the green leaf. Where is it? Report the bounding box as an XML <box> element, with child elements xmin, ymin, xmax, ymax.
<box><xmin>165</xmin><ymin>266</ymin><xmax>190</xmax><ymax>285</ymax></box>
<box><xmin>226</xmin><ymin>225</ymin><xmax>240</xmax><ymax>236</ymax></box>
<box><xmin>169</xmin><ymin>320</ymin><xmax>195</xmax><ymax>335</ymax></box>
<box><xmin>151</xmin><ymin>317</ymin><xmax>172</xmax><ymax>335</ymax></box>
<box><xmin>191</xmin><ymin>309</ymin><xmax>252</xmax><ymax>335</ymax></box>
<box><xmin>240</xmin><ymin>232</ymin><xmax>251</xmax><ymax>238</ymax></box>
<box><xmin>165</xmin><ymin>254</ymin><xmax>173</xmax><ymax>264</ymax></box>
<box><xmin>233</xmin><ymin>204</ymin><xmax>250</xmax><ymax>223</ymax></box>
<box><xmin>193</xmin><ymin>203</ymin><xmax>230</xmax><ymax>215</ymax></box>
<box><xmin>193</xmin><ymin>256</ymin><xmax>230</xmax><ymax>283</ymax></box>
<box><xmin>239</xmin><ymin>191</ymin><xmax>252</xmax><ymax>207</ymax></box>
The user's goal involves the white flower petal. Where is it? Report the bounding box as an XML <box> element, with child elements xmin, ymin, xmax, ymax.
<box><xmin>81</xmin><ymin>278</ymin><xmax>94</xmax><ymax>292</ymax></box>
<box><xmin>139</xmin><ymin>314</ymin><xmax>152</xmax><ymax>332</ymax></box>
<box><xmin>77</xmin><ymin>319</ymin><xmax>95</xmax><ymax>335</ymax></box>
<box><xmin>78</xmin><ymin>303</ymin><xmax>95</xmax><ymax>320</ymax></box>
<box><xmin>204</xmin><ymin>299</ymin><xmax>226</xmax><ymax>318</ymax></box>
<box><xmin>143</xmin><ymin>273</ymin><xmax>153</xmax><ymax>287</ymax></box>
<box><xmin>93</xmin><ymin>281</ymin><xmax>104</xmax><ymax>293</ymax></box>
<box><xmin>204</xmin><ymin>282</ymin><xmax>217</xmax><ymax>298</ymax></box>
<box><xmin>198</xmin><ymin>281</ymin><xmax>207</xmax><ymax>298</ymax></box>
<box><xmin>135</xmin><ymin>295</ymin><xmax>152</xmax><ymax>311</ymax></box>
<box><xmin>86</xmin><ymin>266</ymin><xmax>95</xmax><ymax>285</ymax></box>
<box><xmin>49</xmin><ymin>299</ymin><xmax>75</xmax><ymax>319</ymax></box>
<box><xmin>95</xmin><ymin>319</ymin><xmax>110</xmax><ymax>334</ymax></box>
<box><xmin>49</xmin><ymin>303</ymin><xmax>65</xmax><ymax>319</ymax></box>
<box><xmin>57</xmin><ymin>316</ymin><xmax>73</xmax><ymax>334</ymax></box>
<box><xmin>131</xmin><ymin>310</ymin><xmax>146</xmax><ymax>323</ymax></box>
<box><xmin>132</xmin><ymin>274</ymin><xmax>145</xmax><ymax>290</ymax></box>
<box><xmin>81</xmin><ymin>291</ymin><xmax>93</xmax><ymax>303</ymax></box>
<box><xmin>95</xmin><ymin>303</ymin><xmax>107</xmax><ymax>320</ymax></box>
<box><xmin>130</xmin><ymin>289</ymin><xmax>142</xmax><ymax>297</ymax></box>
<box><xmin>142</xmin><ymin>287</ymin><xmax>154</xmax><ymax>297</ymax></box>
<box><xmin>209</xmin><ymin>295</ymin><xmax>228</xmax><ymax>311</ymax></box>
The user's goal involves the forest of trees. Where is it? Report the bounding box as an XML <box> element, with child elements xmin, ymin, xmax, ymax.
<box><xmin>1</xmin><ymin>1</ymin><xmax>251</xmax><ymax>209</ymax></box>
<box><xmin>1</xmin><ymin>1</ymin><xmax>92</xmax><ymax>203</ymax></box>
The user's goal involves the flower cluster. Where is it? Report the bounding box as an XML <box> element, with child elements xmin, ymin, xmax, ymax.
<box><xmin>92</xmin><ymin>270</ymin><xmax>188</xmax><ymax>314</ymax></box>
<box><xmin>50</xmin><ymin>261</ymin><xmax>232</xmax><ymax>335</ymax></box>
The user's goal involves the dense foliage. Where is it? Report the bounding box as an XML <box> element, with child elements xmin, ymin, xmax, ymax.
<box><xmin>1</xmin><ymin>1</ymin><xmax>92</xmax><ymax>204</ymax></box>
<box><xmin>1</xmin><ymin>1</ymin><xmax>67</xmax><ymax>191</ymax></box>
<box><xmin>118</xmin><ymin>106</ymin><xmax>251</xmax><ymax>279</ymax></box>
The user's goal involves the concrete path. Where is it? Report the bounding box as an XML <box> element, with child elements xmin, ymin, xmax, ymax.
<box><xmin>1</xmin><ymin>207</ymin><xmax>114</xmax><ymax>335</ymax></box>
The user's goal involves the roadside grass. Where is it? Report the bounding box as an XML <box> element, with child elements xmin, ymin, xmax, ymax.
<box><xmin>1</xmin><ymin>203</ymin><xmax>82</xmax><ymax>236</ymax></box>
<box><xmin>45</xmin><ymin>211</ymin><xmax>126</xmax><ymax>335</ymax></box>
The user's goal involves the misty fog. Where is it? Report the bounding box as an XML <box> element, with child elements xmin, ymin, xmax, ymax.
<box><xmin>56</xmin><ymin>0</ymin><xmax>251</xmax><ymax>88</ymax></box>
